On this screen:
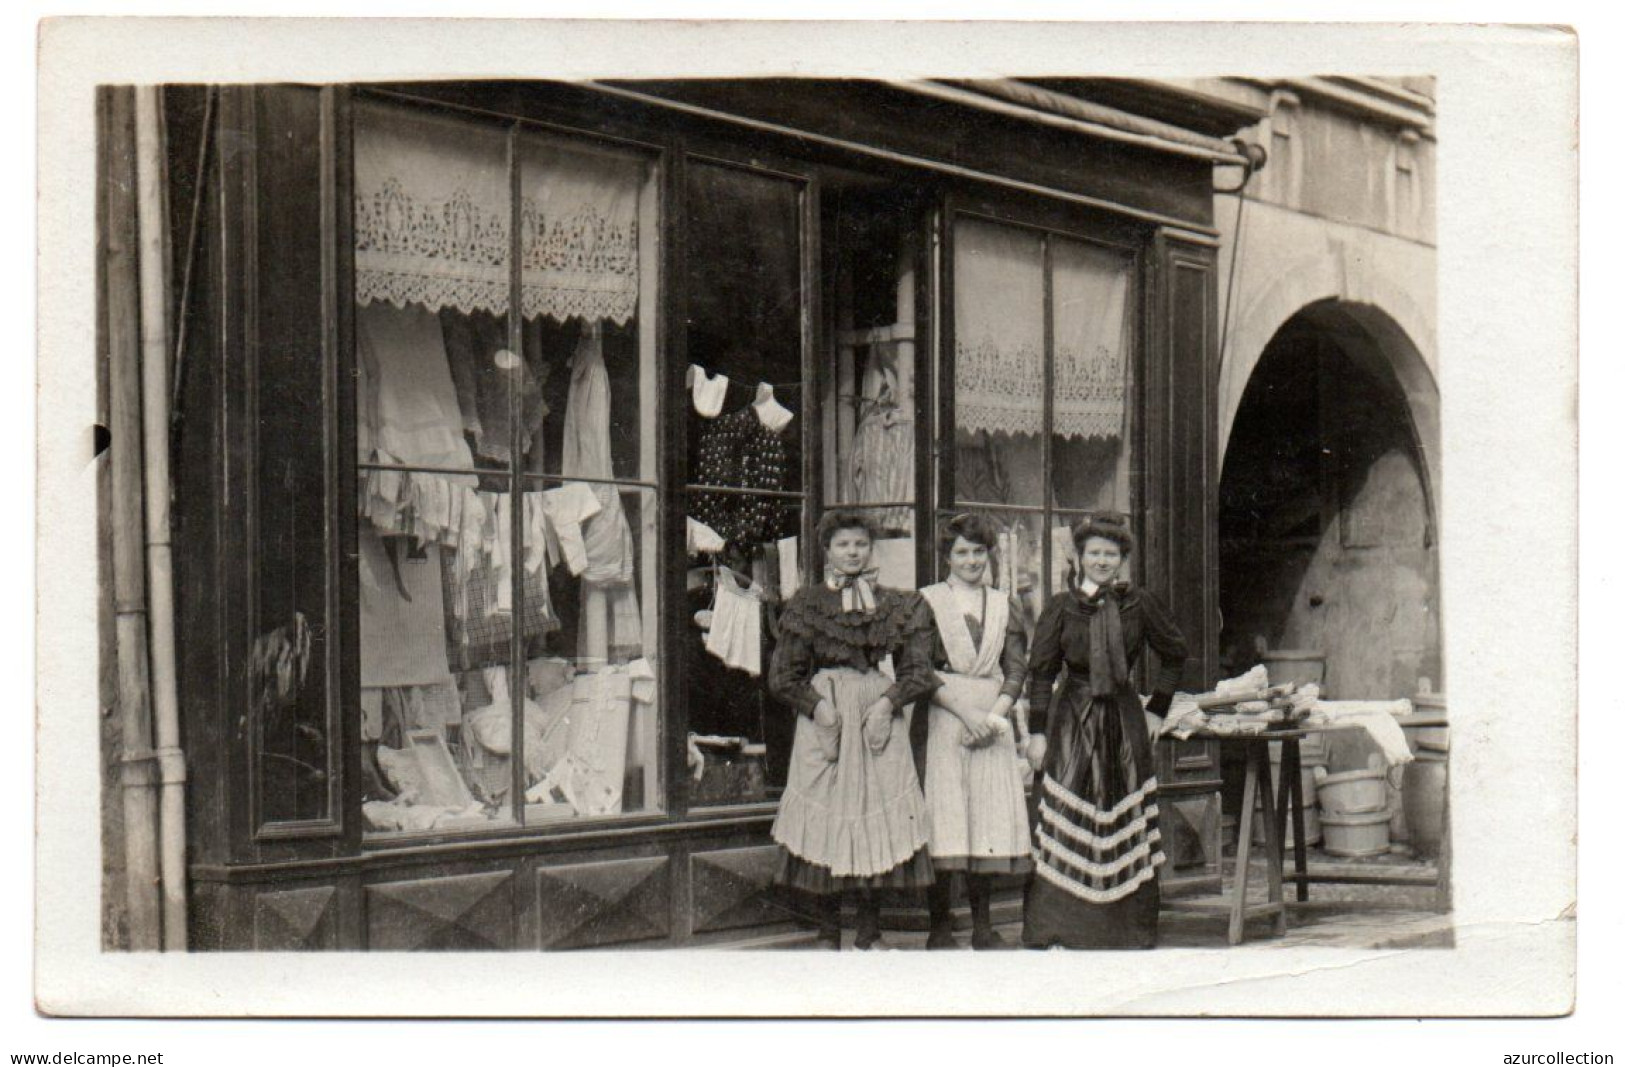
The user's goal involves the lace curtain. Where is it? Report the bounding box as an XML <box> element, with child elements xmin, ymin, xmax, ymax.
<box><xmin>1051</xmin><ymin>238</ymin><xmax>1132</xmax><ymax>441</ymax></box>
<box><xmin>953</xmin><ymin>219</ymin><xmax>1131</xmax><ymax>440</ymax></box>
<box><xmin>954</xmin><ymin>218</ymin><xmax>1045</xmax><ymax>438</ymax></box>
<box><xmin>354</xmin><ymin>102</ymin><xmax>642</xmax><ymax>324</ymax></box>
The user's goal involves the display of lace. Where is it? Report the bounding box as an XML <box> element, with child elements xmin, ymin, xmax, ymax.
<box><xmin>354</xmin><ymin>101</ymin><xmax>660</xmax><ymax>833</ymax></box>
<box><xmin>354</xmin><ymin>100</ymin><xmax>642</xmax><ymax>325</ymax></box>
<box><xmin>953</xmin><ymin>218</ymin><xmax>1132</xmax><ymax>442</ymax></box>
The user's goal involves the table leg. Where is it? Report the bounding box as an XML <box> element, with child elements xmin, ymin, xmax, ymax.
<box><xmin>1230</xmin><ymin>748</ymin><xmax>1259</xmax><ymax>946</ymax></box>
<box><xmin>1283</xmin><ymin>738</ymin><xmax>1309</xmax><ymax>902</ymax></box>
<box><xmin>1256</xmin><ymin>745</ymin><xmax>1287</xmax><ymax>937</ymax></box>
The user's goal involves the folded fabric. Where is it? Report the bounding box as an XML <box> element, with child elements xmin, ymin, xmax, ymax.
<box><xmin>1313</xmin><ymin>698</ymin><xmax>1416</xmax><ymax>766</ymax></box>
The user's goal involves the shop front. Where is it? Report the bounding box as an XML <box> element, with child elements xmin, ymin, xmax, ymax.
<box><xmin>103</xmin><ymin>79</ymin><xmax>1256</xmax><ymax>950</ymax></box>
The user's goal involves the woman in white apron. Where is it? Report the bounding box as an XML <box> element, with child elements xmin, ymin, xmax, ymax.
<box><xmin>768</xmin><ymin>510</ymin><xmax>940</xmax><ymax>950</ymax></box>
<box><xmin>919</xmin><ymin>513</ymin><xmax>1033</xmax><ymax>949</ymax></box>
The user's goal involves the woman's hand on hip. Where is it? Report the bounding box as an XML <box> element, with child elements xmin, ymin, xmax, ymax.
<box><xmin>812</xmin><ymin>701</ymin><xmax>839</xmax><ymax>729</ymax></box>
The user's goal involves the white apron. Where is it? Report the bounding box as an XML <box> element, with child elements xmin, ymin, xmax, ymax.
<box><xmin>920</xmin><ymin>582</ymin><xmax>1032</xmax><ymax>871</ymax></box>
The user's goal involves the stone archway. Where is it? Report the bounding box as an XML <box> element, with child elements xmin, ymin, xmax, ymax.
<box><xmin>1219</xmin><ymin>243</ymin><xmax>1439</xmax><ymax>509</ymax></box>
<box><xmin>1217</xmin><ymin>299</ymin><xmax>1441</xmax><ymax>702</ymax></box>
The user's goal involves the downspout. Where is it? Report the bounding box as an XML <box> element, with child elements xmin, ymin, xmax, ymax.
<box><xmin>133</xmin><ymin>86</ymin><xmax>189</xmax><ymax>950</ymax></box>
<box><xmin>106</xmin><ymin>86</ymin><xmax>162</xmax><ymax>951</ymax></box>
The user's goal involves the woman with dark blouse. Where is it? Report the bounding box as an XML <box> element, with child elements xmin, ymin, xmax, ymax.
<box><xmin>767</xmin><ymin>510</ymin><xmax>940</xmax><ymax>950</ymax></box>
<box><xmin>1022</xmin><ymin>512</ymin><xmax>1188</xmax><ymax>949</ymax></box>
<box><xmin>919</xmin><ymin>514</ymin><xmax>1033</xmax><ymax>949</ymax></box>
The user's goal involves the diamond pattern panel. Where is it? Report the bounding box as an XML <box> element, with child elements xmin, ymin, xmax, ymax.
<box><xmin>533</xmin><ymin>856</ymin><xmax>669</xmax><ymax>950</ymax></box>
<box><xmin>254</xmin><ymin>884</ymin><xmax>339</xmax><ymax>950</ymax></box>
<box><xmin>1163</xmin><ymin>793</ymin><xmax>1221</xmax><ymax>871</ymax></box>
<box><xmin>365</xmin><ymin>870</ymin><xmax>514</xmax><ymax>951</ymax></box>
<box><xmin>689</xmin><ymin>846</ymin><xmax>790</xmax><ymax>935</ymax></box>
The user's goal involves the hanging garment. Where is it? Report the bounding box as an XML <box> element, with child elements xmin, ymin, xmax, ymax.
<box><xmin>851</xmin><ymin>403</ymin><xmax>915</xmax><ymax>533</ymax></box>
<box><xmin>690</xmin><ymin>365</ymin><xmax>730</xmax><ymax>418</ymax></box>
<box><xmin>687</xmin><ymin>517</ymin><xmax>727</xmax><ymax>556</ymax></box>
<box><xmin>539</xmin><ymin>482</ymin><xmax>602</xmax><ymax>577</ymax></box>
<box><xmin>440</xmin><ymin>499</ymin><xmax>560</xmax><ymax>675</ymax></box>
<box><xmin>359</xmin><ymin>524</ymin><xmax>455</xmax><ymax>688</ymax></box>
<box><xmin>703</xmin><ymin>567</ymin><xmax>765</xmax><ymax>677</ymax></box>
<box><xmin>776</xmin><ymin>536</ymin><xmax>801</xmax><ymax>599</ymax></box>
<box><xmin>752</xmin><ymin>385</ymin><xmax>795</xmax><ymax>433</ymax></box>
<box><xmin>688</xmin><ymin>406</ymin><xmax>793</xmax><ymax>546</ymax></box>
<box><xmin>438</xmin><ymin>308</ymin><xmax>548</xmax><ymax>465</ymax></box>
<box><xmin>919</xmin><ymin>581</ymin><xmax>1032</xmax><ymax>874</ymax></box>
<box><xmin>361</xmin><ymin>688</ymin><xmax>385</xmax><ymax>743</ymax></box>
<box><xmin>562</xmin><ymin>326</ymin><xmax>643</xmax><ymax>664</ymax></box>
<box><xmin>357</xmin><ymin>303</ymin><xmax>479</xmax><ymax>544</ymax></box>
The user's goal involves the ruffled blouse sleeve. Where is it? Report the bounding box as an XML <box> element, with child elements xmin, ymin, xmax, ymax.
<box><xmin>767</xmin><ymin>592</ymin><xmax>824</xmax><ymax>718</ymax></box>
<box><xmin>881</xmin><ymin>591</ymin><xmax>942</xmax><ymax>710</ymax></box>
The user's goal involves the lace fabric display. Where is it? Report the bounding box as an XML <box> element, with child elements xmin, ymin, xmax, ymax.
<box><xmin>354</xmin><ymin>100</ymin><xmax>644</xmax><ymax>325</ymax></box>
<box><xmin>355</xmin><ymin>102</ymin><xmax>662</xmax><ymax>834</ymax></box>
<box><xmin>953</xmin><ymin>218</ymin><xmax>1132</xmax><ymax>442</ymax></box>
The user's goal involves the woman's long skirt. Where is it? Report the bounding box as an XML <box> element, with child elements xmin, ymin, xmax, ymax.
<box><xmin>924</xmin><ymin>673</ymin><xmax>1032</xmax><ymax>874</ymax></box>
<box><xmin>773</xmin><ymin>667</ymin><xmax>934</xmax><ymax>892</ymax></box>
<box><xmin>1022</xmin><ymin>679</ymin><xmax>1165</xmax><ymax>949</ymax></box>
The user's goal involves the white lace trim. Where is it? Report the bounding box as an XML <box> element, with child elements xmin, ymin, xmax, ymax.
<box><xmin>1042</xmin><ymin>775</ymin><xmax>1160</xmax><ymax>824</ymax></box>
<box><xmin>354</xmin><ymin>182</ymin><xmax>638</xmax><ymax>323</ymax></box>
<box><xmin>1035</xmin><ymin>827</ymin><xmax>1163</xmax><ymax>879</ymax></box>
<box><xmin>1033</xmin><ymin>851</ymin><xmax>1164</xmax><ymax>904</ymax></box>
<box><xmin>955</xmin><ymin>340</ymin><xmax>1124</xmax><ymax>440</ymax></box>
<box><xmin>1040</xmin><ymin>802</ymin><xmax>1160</xmax><ymax>851</ymax></box>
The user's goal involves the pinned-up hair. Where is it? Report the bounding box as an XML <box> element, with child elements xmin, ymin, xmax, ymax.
<box><xmin>1071</xmin><ymin>510</ymin><xmax>1135</xmax><ymax>557</ymax></box>
<box><xmin>937</xmin><ymin>512</ymin><xmax>1000</xmax><ymax>560</ymax></box>
<box><xmin>816</xmin><ymin>508</ymin><xmax>880</xmax><ymax>552</ymax></box>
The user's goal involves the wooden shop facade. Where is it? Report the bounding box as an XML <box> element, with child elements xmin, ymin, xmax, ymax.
<box><xmin>98</xmin><ymin>78</ymin><xmax>1265</xmax><ymax>950</ymax></box>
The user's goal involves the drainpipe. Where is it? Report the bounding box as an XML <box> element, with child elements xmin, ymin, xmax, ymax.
<box><xmin>133</xmin><ymin>85</ymin><xmax>189</xmax><ymax>951</ymax></box>
<box><xmin>106</xmin><ymin>86</ymin><xmax>162</xmax><ymax>951</ymax></box>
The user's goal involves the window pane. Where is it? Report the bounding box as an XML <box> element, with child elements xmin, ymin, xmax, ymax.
<box><xmin>361</xmin><ymin>515</ymin><xmax>517</xmax><ymax>833</ymax></box>
<box><xmin>686</xmin><ymin>501</ymin><xmax>804</xmax><ymax>803</ymax></box>
<box><xmin>516</xmin><ymin>484</ymin><xmax>662</xmax><ymax>825</ymax></box>
<box><xmin>952</xmin><ymin>218</ymin><xmax>1044</xmax><ymax>507</ymax></box>
<box><xmin>825</xmin><ymin>193</ymin><xmax>919</xmax><ymax>537</ymax></box>
<box><xmin>684</xmin><ymin>161</ymin><xmax>805</xmax><ymax>498</ymax></box>
<box><xmin>1050</xmin><ymin>238</ymin><xmax>1135</xmax><ymax>512</ymax></box>
<box><xmin>682</xmin><ymin>161</ymin><xmax>806</xmax><ymax>807</ymax></box>
<box><xmin>354</xmin><ymin>104</ymin><xmax>663</xmax><ymax>835</ymax></box>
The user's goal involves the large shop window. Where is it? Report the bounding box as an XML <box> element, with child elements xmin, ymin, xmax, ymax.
<box><xmin>353</xmin><ymin>100</ymin><xmax>662</xmax><ymax>835</ymax></box>
<box><xmin>949</xmin><ymin>216</ymin><xmax>1136</xmax><ymax>634</ymax></box>
<box><xmin>682</xmin><ymin>161</ymin><xmax>806</xmax><ymax>803</ymax></box>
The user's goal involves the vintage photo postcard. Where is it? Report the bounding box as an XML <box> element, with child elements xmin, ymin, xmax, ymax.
<box><xmin>34</xmin><ymin>17</ymin><xmax>1578</xmax><ymax>1017</ymax></box>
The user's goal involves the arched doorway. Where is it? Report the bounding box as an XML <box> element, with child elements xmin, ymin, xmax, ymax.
<box><xmin>1218</xmin><ymin>299</ymin><xmax>1441</xmax><ymax>701</ymax></box>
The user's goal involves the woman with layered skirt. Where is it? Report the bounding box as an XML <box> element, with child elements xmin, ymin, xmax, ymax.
<box><xmin>919</xmin><ymin>513</ymin><xmax>1032</xmax><ymax>949</ymax></box>
<box><xmin>1022</xmin><ymin>512</ymin><xmax>1188</xmax><ymax>949</ymax></box>
<box><xmin>768</xmin><ymin>510</ymin><xmax>940</xmax><ymax>950</ymax></box>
